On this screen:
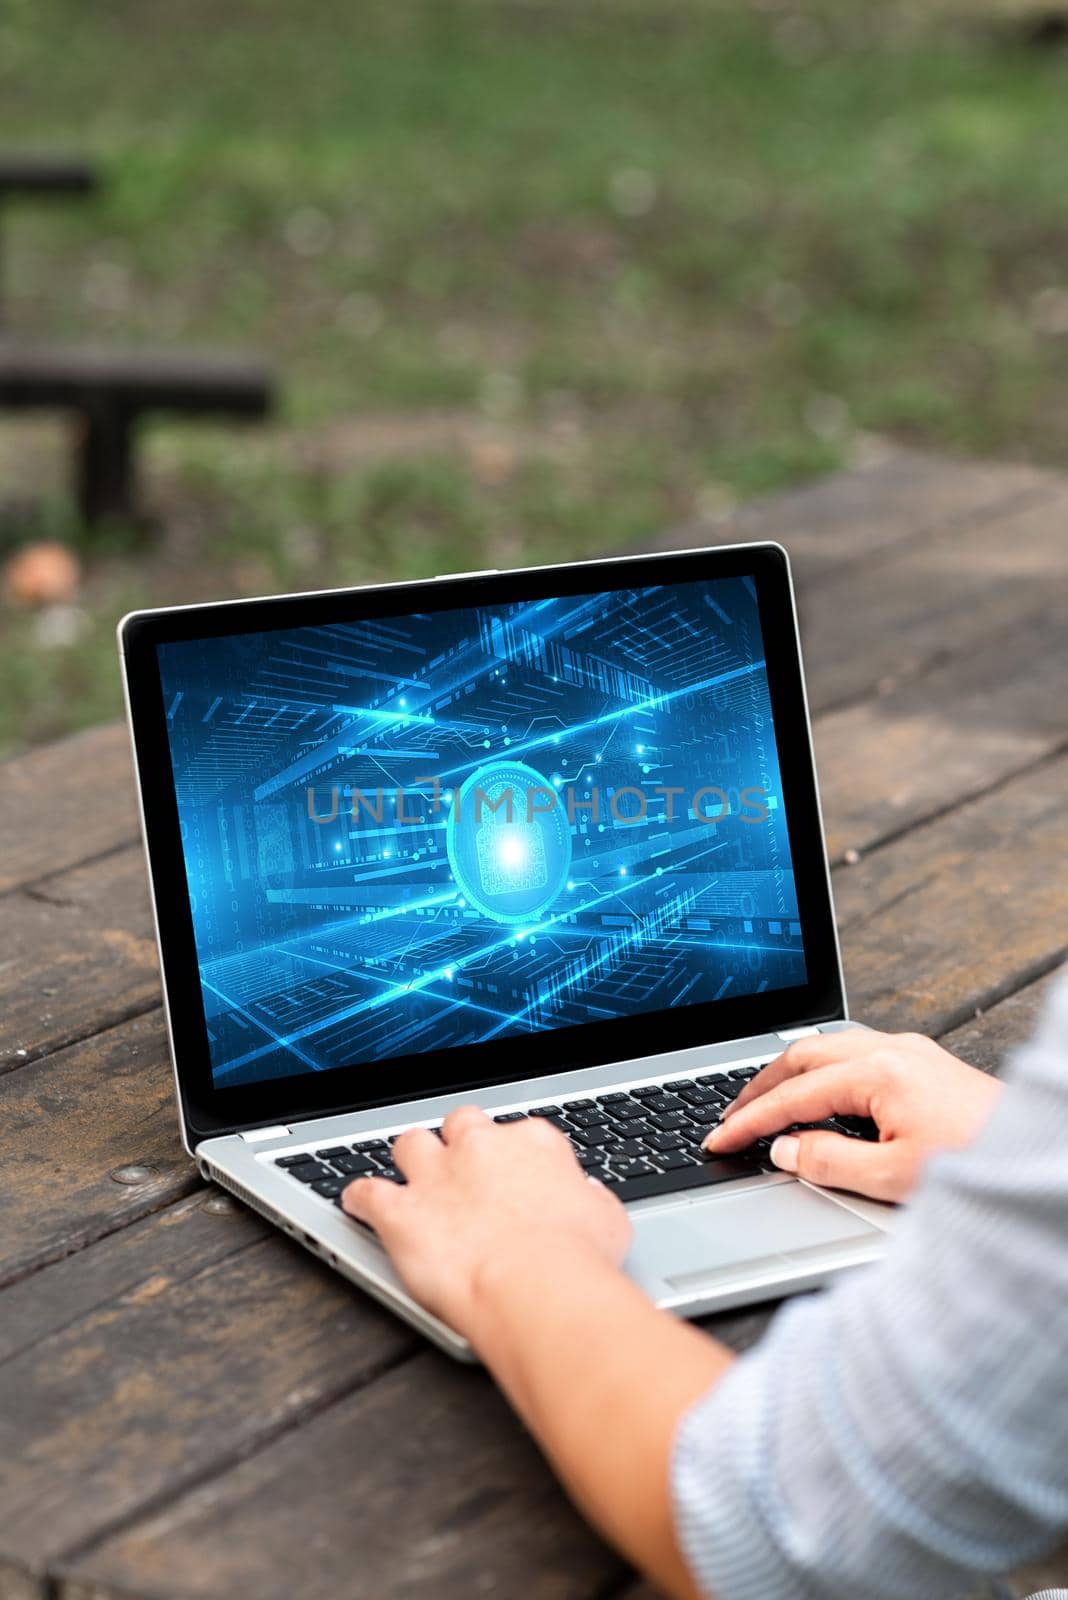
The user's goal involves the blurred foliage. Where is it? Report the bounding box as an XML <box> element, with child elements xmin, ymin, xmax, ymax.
<box><xmin>1</xmin><ymin>0</ymin><xmax>1068</xmax><ymax>753</ymax></box>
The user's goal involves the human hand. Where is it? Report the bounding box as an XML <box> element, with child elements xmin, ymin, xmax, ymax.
<box><xmin>341</xmin><ymin>1107</ymin><xmax>633</xmax><ymax>1343</ymax></box>
<box><xmin>703</xmin><ymin>1028</ymin><xmax>1003</xmax><ymax>1203</ymax></box>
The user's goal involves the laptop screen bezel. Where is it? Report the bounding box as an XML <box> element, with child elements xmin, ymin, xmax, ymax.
<box><xmin>121</xmin><ymin>541</ymin><xmax>844</xmax><ymax>1146</ymax></box>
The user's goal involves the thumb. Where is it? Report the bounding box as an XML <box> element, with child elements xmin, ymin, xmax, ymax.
<box><xmin>770</xmin><ymin>1130</ymin><xmax>898</xmax><ymax>1201</ymax></box>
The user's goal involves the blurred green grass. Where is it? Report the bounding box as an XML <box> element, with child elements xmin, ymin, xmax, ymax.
<box><xmin>1</xmin><ymin>0</ymin><xmax>1068</xmax><ymax>754</ymax></box>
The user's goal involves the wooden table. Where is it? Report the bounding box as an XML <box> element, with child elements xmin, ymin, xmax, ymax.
<box><xmin>2</xmin><ymin>449</ymin><xmax>1067</xmax><ymax>1600</ymax></box>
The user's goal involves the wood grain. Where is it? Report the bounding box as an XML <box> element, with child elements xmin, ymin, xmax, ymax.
<box><xmin>0</xmin><ymin>1010</ymin><xmax>192</xmax><ymax>1287</ymax></box>
<box><xmin>0</xmin><ymin>845</ymin><xmax>157</xmax><ymax>1070</ymax></box>
<box><xmin>835</xmin><ymin>751</ymin><xmax>1068</xmax><ymax>1034</ymax></box>
<box><xmin>0</xmin><ymin>1189</ymin><xmax>265</xmax><ymax>1367</ymax></box>
<box><xmin>796</xmin><ymin>477</ymin><xmax>1068</xmax><ymax>714</ymax></box>
<box><xmin>939</xmin><ymin>966</ymin><xmax>1062</xmax><ymax>1075</ymax></box>
<box><xmin>0</xmin><ymin>721</ymin><xmax>138</xmax><ymax>895</ymax></box>
<box><xmin>646</xmin><ymin>448</ymin><xmax>1049</xmax><ymax>582</ymax></box>
<box><xmin>57</xmin><ymin>1352</ymin><xmax>626</xmax><ymax>1600</ymax></box>
<box><xmin>815</xmin><ymin>602</ymin><xmax>1068</xmax><ymax>859</ymax></box>
<box><xmin>0</xmin><ymin>1197</ymin><xmax>415</xmax><ymax>1592</ymax></box>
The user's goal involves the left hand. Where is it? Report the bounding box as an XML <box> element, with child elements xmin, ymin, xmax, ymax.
<box><xmin>341</xmin><ymin>1107</ymin><xmax>633</xmax><ymax>1344</ymax></box>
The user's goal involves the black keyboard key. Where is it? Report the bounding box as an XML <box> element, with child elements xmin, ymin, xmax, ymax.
<box><xmin>494</xmin><ymin>1111</ymin><xmax>527</xmax><ymax>1123</ymax></box>
<box><xmin>655</xmin><ymin>1149</ymin><xmax>698</xmax><ymax>1171</ymax></box>
<box><xmin>695</xmin><ymin>1073</ymin><xmax>726</xmax><ymax>1087</ymax></box>
<box><xmin>612</xmin><ymin>1138</ymin><xmax>648</xmax><ymax>1158</ymax></box>
<box><xmin>353</xmin><ymin>1138</ymin><xmax>388</xmax><ymax>1152</ymax></box>
<box><xmin>649</xmin><ymin>1111</ymin><xmax>690</xmax><ymax>1132</ymax></box>
<box><xmin>287</xmin><ymin>1161</ymin><xmax>334</xmax><ymax>1184</ymax></box>
<box><xmin>728</xmin><ymin>1066</ymin><xmax>759</xmax><ymax>1081</ymax></box>
<box><xmin>564</xmin><ymin>1099</ymin><xmax>596</xmax><ymax>1112</ymax></box>
<box><xmin>373</xmin><ymin>1166</ymin><xmax>406</xmax><ymax>1183</ymax></box>
<box><xmin>615</xmin><ymin>1156</ymin><xmax>761</xmax><ymax>1202</ymax></box>
<box><xmin>528</xmin><ymin>1105</ymin><xmax>561</xmax><ymax>1117</ymax></box>
<box><xmin>679</xmin><ymin>1085</ymin><xmax>724</xmax><ymax>1107</ymax></box>
<box><xmin>275</xmin><ymin>1152</ymin><xmax>312</xmax><ymax>1168</ymax></box>
<box><xmin>567</xmin><ymin>1107</ymin><xmax>609</xmax><ymax>1128</ymax></box>
<box><xmin>644</xmin><ymin>1093</ymin><xmax>686</xmax><ymax>1113</ymax></box>
<box><xmin>611</xmin><ymin>1159</ymin><xmax>658</xmax><ymax>1181</ymax></box>
<box><xmin>332</xmin><ymin>1153</ymin><xmax>377</xmax><ymax>1176</ymax></box>
<box><xmin>613</xmin><ymin>1118</ymin><xmax>652</xmax><ymax>1139</ymax></box>
<box><xmin>684</xmin><ymin>1104</ymin><xmax>723</xmax><ymax>1127</ymax></box>
<box><xmin>643</xmin><ymin>1130</ymin><xmax>687</xmax><ymax>1153</ymax></box>
<box><xmin>316</xmin><ymin>1146</ymin><xmax>351</xmax><ymax>1161</ymax></box>
<box><xmin>576</xmin><ymin>1149</ymin><xmax>604</xmax><ymax>1170</ymax></box>
<box><xmin>629</xmin><ymin>1085</ymin><xmax>661</xmax><ymax>1100</ymax></box>
<box><xmin>596</xmin><ymin>1092</ymin><xmax>629</xmax><ymax>1104</ymax></box>
<box><xmin>604</xmin><ymin>1098</ymin><xmax>645</xmax><ymax>1121</ymax></box>
<box><xmin>664</xmin><ymin>1079</ymin><xmax>697</xmax><ymax>1092</ymax></box>
<box><xmin>572</xmin><ymin>1125</ymin><xmax>616</xmax><ymax>1148</ymax></box>
<box><xmin>312</xmin><ymin>1176</ymin><xmax>346</xmax><ymax>1198</ymax></box>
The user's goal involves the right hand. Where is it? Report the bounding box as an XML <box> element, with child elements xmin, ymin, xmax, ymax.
<box><xmin>703</xmin><ymin>1028</ymin><xmax>1003</xmax><ymax>1203</ymax></box>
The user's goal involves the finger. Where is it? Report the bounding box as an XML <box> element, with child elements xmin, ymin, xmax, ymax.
<box><xmin>728</xmin><ymin>1028</ymin><xmax>884</xmax><ymax>1116</ymax></box>
<box><xmin>391</xmin><ymin>1125</ymin><xmax>445</xmax><ymax>1178</ymax></box>
<box><xmin>441</xmin><ymin>1105</ymin><xmax>494</xmax><ymax>1145</ymax></box>
<box><xmin>767</xmin><ymin>1129</ymin><xmax>899</xmax><ymax>1201</ymax></box>
<box><xmin>705</xmin><ymin>1061</ymin><xmax>877</xmax><ymax>1152</ymax></box>
<box><xmin>341</xmin><ymin>1174</ymin><xmax>406</xmax><ymax>1227</ymax></box>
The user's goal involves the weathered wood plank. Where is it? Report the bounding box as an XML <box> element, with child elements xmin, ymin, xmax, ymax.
<box><xmin>57</xmin><ymin>1352</ymin><xmax>626</xmax><ymax>1600</ymax></box>
<box><xmin>0</xmin><ymin>1200</ymin><xmax>415</xmax><ymax>1593</ymax></box>
<box><xmin>939</xmin><ymin>965</ymin><xmax>1061</xmax><ymax>1076</ymax></box>
<box><xmin>0</xmin><ymin>1010</ymin><xmax>191</xmax><ymax>1287</ymax></box>
<box><xmin>0</xmin><ymin>846</ymin><xmax>157</xmax><ymax>1070</ymax></box>
<box><xmin>815</xmin><ymin>603</ymin><xmax>1068</xmax><ymax>859</ymax></box>
<box><xmin>0</xmin><ymin>722</ymin><xmax>138</xmax><ymax>894</ymax></box>
<box><xmin>649</xmin><ymin>448</ymin><xmax>1050</xmax><ymax>581</ymax></box>
<box><xmin>835</xmin><ymin>751</ymin><xmax>1068</xmax><ymax>1035</ymax></box>
<box><xmin>0</xmin><ymin>1190</ymin><xmax>264</xmax><ymax>1367</ymax></box>
<box><xmin>797</xmin><ymin>478</ymin><xmax>1068</xmax><ymax>714</ymax></box>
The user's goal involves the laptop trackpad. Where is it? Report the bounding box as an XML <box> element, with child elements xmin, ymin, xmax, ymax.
<box><xmin>625</xmin><ymin>1181</ymin><xmax>884</xmax><ymax>1298</ymax></box>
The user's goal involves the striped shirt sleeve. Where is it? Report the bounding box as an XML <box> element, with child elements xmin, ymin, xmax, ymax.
<box><xmin>671</xmin><ymin>970</ymin><xmax>1068</xmax><ymax>1600</ymax></box>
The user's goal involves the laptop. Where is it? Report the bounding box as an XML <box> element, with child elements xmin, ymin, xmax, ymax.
<box><xmin>119</xmin><ymin>540</ymin><xmax>893</xmax><ymax>1361</ymax></box>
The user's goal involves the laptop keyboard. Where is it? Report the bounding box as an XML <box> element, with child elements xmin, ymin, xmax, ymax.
<box><xmin>272</xmin><ymin>1066</ymin><xmax>879</xmax><ymax>1210</ymax></box>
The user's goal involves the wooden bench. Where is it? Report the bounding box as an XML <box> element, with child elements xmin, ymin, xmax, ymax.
<box><xmin>1</xmin><ymin>449</ymin><xmax>1067</xmax><ymax>1600</ymax></box>
<box><xmin>0</xmin><ymin>341</ymin><xmax>275</xmax><ymax>522</ymax></box>
<box><xmin>0</xmin><ymin>154</ymin><xmax>275</xmax><ymax>522</ymax></box>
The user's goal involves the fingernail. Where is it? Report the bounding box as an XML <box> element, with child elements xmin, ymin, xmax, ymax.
<box><xmin>702</xmin><ymin>1127</ymin><xmax>723</xmax><ymax>1150</ymax></box>
<box><xmin>770</xmin><ymin>1135</ymin><xmax>800</xmax><ymax>1173</ymax></box>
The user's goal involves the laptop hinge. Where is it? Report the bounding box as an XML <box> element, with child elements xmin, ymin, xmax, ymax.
<box><xmin>776</xmin><ymin>1026</ymin><xmax>822</xmax><ymax>1042</ymax></box>
<box><xmin>239</xmin><ymin>1125</ymin><xmax>291</xmax><ymax>1143</ymax></box>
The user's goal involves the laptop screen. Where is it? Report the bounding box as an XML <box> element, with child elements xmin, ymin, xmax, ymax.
<box><xmin>156</xmin><ymin>572</ymin><xmax>807</xmax><ymax>1091</ymax></box>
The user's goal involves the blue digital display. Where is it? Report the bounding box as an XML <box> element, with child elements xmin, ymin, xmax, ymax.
<box><xmin>158</xmin><ymin>576</ymin><xmax>806</xmax><ymax>1087</ymax></box>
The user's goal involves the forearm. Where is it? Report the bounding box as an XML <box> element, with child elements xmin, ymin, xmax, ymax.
<box><xmin>471</xmin><ymin>1234</ymin><xmax>733</xmax><ymax>1599</ymax></box>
